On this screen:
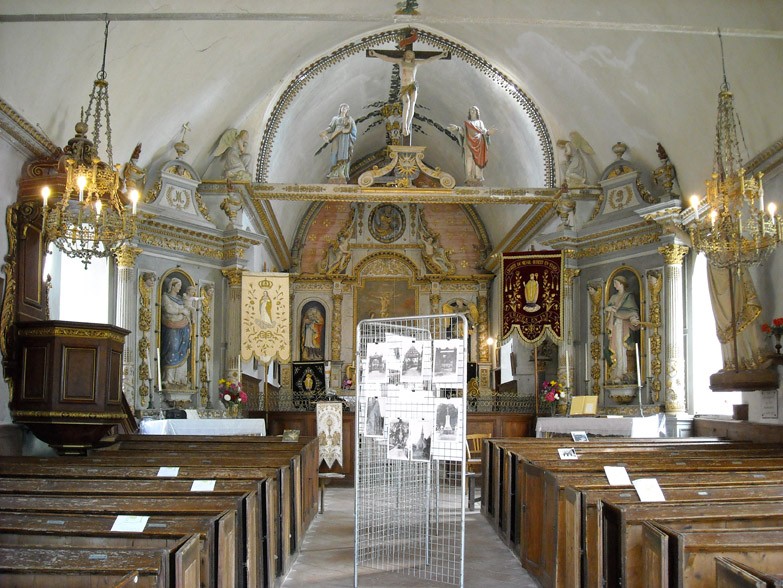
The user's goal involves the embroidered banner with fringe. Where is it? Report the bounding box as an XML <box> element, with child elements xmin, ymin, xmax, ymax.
<box><xmin>502</xmin><ymin>250</ymin><xmax>563</xmax><ymax>344</ymax></box>
<box><xmin>241</xmin><ymin>272</ymin><xmax>291</xmax><ymax>364</ymax></box>
<box><xmin>316</xmin><ymin>401</ymin><xmax>343</xmax><ymax>468</ymax></box>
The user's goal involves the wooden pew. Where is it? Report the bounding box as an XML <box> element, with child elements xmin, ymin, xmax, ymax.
<box><xmin>0</xmin><ymin>544</ymin><xmax>175</xmax><ymax>587</ymax></box>
<box><xmin>642</xmin><ymin>523</ymin><xmax>783</xmax><ymax>587</ymax></box>
<box><xmin>0</xmin><ymin>493</ymin><xmax>244</xmax><ymax>588</ymax></box>
<box><xmin>0</xmin><ymin>511</ymin><xmax>226</xmax><ymax>588</ymax></box>
<box><xmin>5</xmin><ymin>451</ymin><xmax>299</xmax><ymax>561</ymax></box>
<box><xmin>715</xmin><ymin>556</ymin><xmax>783</xmax><ymax>587</ymax></box>
<box><xmin>577</xmin><ymin>480</ymin><xmax>783</xmax><ymax>588</ymax></box>
<box><xmin>107</xmin><ymin>435</ymin><xmax>319</xmax><ymax>548</ymax></box>
<box><xmin>110</xmin><ymin>434</ymin><xmax>320</xmax><ymax>533</ymax></box>
<box><xmin>0</xmin><ymin>475</ymin><xmax>275</xmax><ymax>588</ymax></box>
<box><xmin>601</xmin><ymin>500</ymin><xmax>783</xmax><ymax>588</ymax></box>
<box><xmin>0</xmin><ymin>458</ymin><xmax>285</xmax><ymax>586</ymax></box>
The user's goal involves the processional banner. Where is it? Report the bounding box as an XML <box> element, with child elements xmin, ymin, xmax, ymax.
<box><xmin>241</xmin><ymin>273</ymin><xmax>290</xmax><ymax>363</ymax></box>
<box><xmin>501</xmin><ymin>251</ymin><xmax>563</xmax><ymax>344</ymax></box>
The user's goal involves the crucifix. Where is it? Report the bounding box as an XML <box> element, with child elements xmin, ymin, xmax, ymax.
<box><xmin>367</xmin><ymin>33</ymin><xmax>450</xmax><ymax>138</ymax></box>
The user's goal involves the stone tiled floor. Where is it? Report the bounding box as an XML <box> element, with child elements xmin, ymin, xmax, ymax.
<box><xmin>282</xmin><ymin>486</ymin><xmax>541</xmax><ymax>588</ymax></box>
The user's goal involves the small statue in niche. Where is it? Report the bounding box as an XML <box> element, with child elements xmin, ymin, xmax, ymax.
<box><xmin>318</xmin><ymin>230</ymin><xmax>351</xmax><ymax>274</ymax></box>
<box><xmin>212</xmin><ymin>128</ymin><xmax>252</xmax><ymax>182</ymax></box>
<box><xmin>557</xmin><ymin>131</ymin><xmax>594</xmax><ymax>188</ymax></box>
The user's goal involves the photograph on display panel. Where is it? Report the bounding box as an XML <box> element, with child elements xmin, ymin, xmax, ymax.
<box><xmin>365</xmin><ymin>342</ymin><xmax>388</xmax><ymax>384</ymax></box>
<box><xmin>409</xmin><ymin>416</ymin><xmax>433</xmax><ymax>462</ymax></box>
<box><xmin>364</xmin><ymin>396</ymin><xmax>385</xmax><ymax>437</ymax></box>
<box><xmin>387</xmin><ymin>415</ymin><xmax>411</xmax><ymax>460</ymax></box>
<box><xmin>431</xmin><ymin>397</ymin><xmax>463</xmax><ymax>460</ymax></box>
<box><xmin>400</xmin><ymin>340</ymin><xmax>428</xmax><ymax>384</ymax></box>
<box><xmin>432</xmin><ymin>339</ymin><xmax>463</xmax><ymax>384</ymax></box>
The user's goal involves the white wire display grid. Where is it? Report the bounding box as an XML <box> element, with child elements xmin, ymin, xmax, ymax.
<box><xmin>354</xmin><ymin>314</ymin><xmax>467</xmax><ymax>587</ymax></box>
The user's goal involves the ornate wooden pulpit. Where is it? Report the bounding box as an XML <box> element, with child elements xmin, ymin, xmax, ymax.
<box><xmin>11</xmin><ymin>320</ymin><xmax>131</xmax><ymax>454</ymax></box>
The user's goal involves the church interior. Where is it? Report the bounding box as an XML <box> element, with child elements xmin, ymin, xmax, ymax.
<box><xmin>0</xmin><ymin>2</ymin><xmax>782</xmax><ymax>586</ymax></box>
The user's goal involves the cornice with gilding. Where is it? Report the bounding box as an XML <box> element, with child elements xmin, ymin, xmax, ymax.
<box><xmin>0</xmin><ymin>98</ymin><xmax>59</xmax><ymax>158</ymax></box>
<box><xmin>247</xmin><ymin>182</ymin><xmax>582</xmax><ymax>204</ymax></box>
<box><xmin>137</xmin><ymin>219</ymin><xmax>260</xmax><ymax>262</ymax></box>
<box><xmin>542</xmin><ymin>220</ymin><xmax>662</xmax><ymax>260</ymax></box>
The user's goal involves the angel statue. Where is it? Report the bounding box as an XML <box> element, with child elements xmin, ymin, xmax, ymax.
<box><xmin>212</xmin><ymin>128</ymin><xmax>252</xmax><ymax>182</ymax></box>
<box><xmin>557</xmin><ymin>131</ymin><xmax>594</xmax><ymax>188</ymax></box>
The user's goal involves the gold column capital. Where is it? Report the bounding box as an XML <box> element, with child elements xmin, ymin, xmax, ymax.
<box><xmin>562</xmin><ymin>267</ymin><xmax>581</xmax><ymax>286</ymax></box>
<box><xmin>221</xmin><ymin>267</ymin><xmax>245</xmax><ymax>287</ymax></box>
<box><xmin>113</xmin><ymin>245</ymin><xmax>143</xmax><ymax>268</ymax></box>
<box><xmin>658</xmin><ymin>243</ymin><xmax>689</xmax><ymax>265</ymax></box>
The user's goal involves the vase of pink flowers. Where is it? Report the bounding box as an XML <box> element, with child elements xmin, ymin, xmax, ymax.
<box><xmin>219</xmin><ymin>378</ymin><xmax>247</xmax><ymax>417</ymax></box>
<box><xmin>541</xmin><ymin>379</ymin><xmax>563</xmax><ymax>417</ymax></box>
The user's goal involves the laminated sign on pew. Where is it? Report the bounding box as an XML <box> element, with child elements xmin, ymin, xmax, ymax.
<box><xmin>111</xmin><ymin>515</ymin><xmax>149</xmax><ymax>533</ymax></box>
<box><xmin>558</xmin><ymin>447</ymin><xmax>578</xmax><ymax>460</ymax></box>
<box><xmin>632</xmin><ymin>477</ymin><xmax>666</xmax><ymax>502</ymax></box>
<box><xmin>604</xmin><ymin>465</ymin><xmax>632</xmax><ymax>486</ymax></box>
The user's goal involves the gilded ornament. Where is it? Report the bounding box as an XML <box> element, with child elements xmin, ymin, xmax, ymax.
<box><xmin>222</xmin><ymin>268</ymin><xmax>245</xmax><ymax>287</ymax></box>
<box><xmin>658</xmin><ymin>243</ymin><xmax>689</xmax><ymax>265</ymax></box>
<box><xmin>114</xmin><ymin>245</ymin><xmax>142</xmax><ymax>268</ymax></box>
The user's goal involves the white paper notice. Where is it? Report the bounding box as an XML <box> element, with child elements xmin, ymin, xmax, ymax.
<box><xmin>157</xmin><ymin>466</ymin><xmax>179</xmax><ymax>477</ymax></box>
<box><xmin>633</xmin><ymin>478</ymin><xmax>666</xmax><ymax>502</ymax></box>
<box><xmin>557</xmin><ymin>447</ymin><xmax>578</xmax><ymax>460</ymax></box>
<box><xmin>191</xmin><ymin>480</ymin><xmax>216</xmax><ymax>492</ymax></box>
<box><xmin>111</xmin><ymin>515</ymin><xmax>149</xmax><ymax>533</ymax></box>
<box><xmin>571</xmin><ymin>431</ymin><xmax>589</xmax><ymax>442</ymax></box>
<box><xmin>604</xmin><ymin>465</ymin><xmax>632</xmax><ymax>486</ymax></box>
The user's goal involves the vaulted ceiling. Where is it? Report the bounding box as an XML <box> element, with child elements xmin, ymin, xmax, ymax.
<box><xmin>1</xmin><ymin>1</ymin><xmax>781</xmax><ymax>254</ymax></box>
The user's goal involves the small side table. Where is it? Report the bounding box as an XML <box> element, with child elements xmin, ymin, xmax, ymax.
<box><xmin>318</xmin><ymin>472</ymin><xmax>346</xmax><ymax>514</ymax></box>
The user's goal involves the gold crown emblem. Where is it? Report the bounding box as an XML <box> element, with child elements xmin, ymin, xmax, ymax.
<box><xmin>259</xmin><ymin>279</ymin><xmax>273</xmax><ymax>288</ymax></box>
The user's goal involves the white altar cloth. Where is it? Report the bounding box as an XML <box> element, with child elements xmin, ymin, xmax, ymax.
<box><xmin>140</xmin><ymin>418</ymin><xmax>266</xmax><ymax>436</ymax></box>
<box><xmin>535</xmin><ymin>413</ymin><xmax>665</xmax><ymax>438</ymax></box>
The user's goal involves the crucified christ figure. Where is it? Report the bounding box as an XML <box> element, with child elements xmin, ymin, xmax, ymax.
<box><xmin>368</xmin><ymin>47</ymin><xmax>449</xmax><ymax>136</ymax></box>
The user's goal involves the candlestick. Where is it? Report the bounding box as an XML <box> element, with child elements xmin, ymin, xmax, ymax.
<box><xmin>635</xmin><ymin>343</ymin><xmax>642</xmax><ymax>388</ymax></box>
<box><xmin>156</xmin><ymin>348</ymin><xmax>162</xmax><ymax>390</ymax></box>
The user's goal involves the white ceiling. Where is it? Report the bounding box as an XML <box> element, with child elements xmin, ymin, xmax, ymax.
<box><xmin>1</xmin><ymin>1</ymin><xmax>782</xmax><ymax>251</ymax></box>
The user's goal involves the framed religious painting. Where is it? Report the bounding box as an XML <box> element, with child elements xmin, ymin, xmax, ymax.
<box><xmin>158</xmin><ymin>269</ymin><xmax>197</xmax><ymax>391</ymax></box>
<box><xmin>354</xmin><ymin>277</ymin><xmax>418</xmax><ymax>330</ymax></box>
<box><xmin>603</xmin><ymin>266</ymin><xmax>645</xmax><ymax>400</ymax></box>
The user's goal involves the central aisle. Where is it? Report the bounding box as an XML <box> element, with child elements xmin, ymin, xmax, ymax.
<box><xmin>281</xmin><ymin>486</ymin><xmax>541</xmax><ymax>587</ymax></box>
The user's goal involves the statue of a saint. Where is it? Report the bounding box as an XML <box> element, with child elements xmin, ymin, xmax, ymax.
<box><xmin>448</xmin><ymin>106</ymin><xmax>497</xmax><ymax>185</ymax></box>
<box><xmin>604</xmin><ymin>276</ymin><xmax>641</xmax><ymax>384</ymax></box>
<box><xmin>161</xmin><ymin>277</ymin><xmax>194</xmax><ymax>388</ymax></box>
<box><xmin>318</xmin><ymin>103</ymin><xmax>357</xmax><ymax>183</ymax></box>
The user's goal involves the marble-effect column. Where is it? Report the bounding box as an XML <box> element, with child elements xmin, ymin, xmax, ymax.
<box><xmin>114</xmin><ymin>244</ymin><xmax>142</xmax><ymax>408</ymax></box>
<box><xmin>659</xmin><ymin>244</ymin><xmax>689</xmax><ymax>413</ymax></box>
<box><xmin>222</xmin><ymin>268</ymin><xmax>244</xmax><ymax>378</ymax></box>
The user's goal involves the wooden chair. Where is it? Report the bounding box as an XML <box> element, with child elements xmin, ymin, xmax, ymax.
<box><xmin>465</xmin><ymin>433</ymin><xmax>492</xmax><ymax>510</ymax></box>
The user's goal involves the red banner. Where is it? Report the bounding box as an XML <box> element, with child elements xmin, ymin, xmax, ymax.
<box><xmin>502</xmin><ymin>251</ymin><xmax>563</xmax><ymax>344</ymax></box>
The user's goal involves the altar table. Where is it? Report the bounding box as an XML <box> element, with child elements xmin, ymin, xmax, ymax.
<box><xmin>139</xmin><ymin>418</ymin><xmax>266</xmax><ymax>436</ymax></box>
<box><xmin>535</xmin><ymin>413</ymin><xmax>665</xmax><ymax>438</ymax></box>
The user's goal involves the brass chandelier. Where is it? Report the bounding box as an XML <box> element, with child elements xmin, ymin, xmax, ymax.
<box><xmin>41</xmin><ymin>18</ymin><xmax>138</xmax><ymax>268</ymax></box>
<box><xmin>688</xmin><ymin>33</ymin><xmax>781</xmax><ymax>268</ymax></box>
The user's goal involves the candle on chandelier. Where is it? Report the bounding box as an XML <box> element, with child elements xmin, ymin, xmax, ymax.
<box><xmin>41</xmin><ymin>186</ymin><xmax>50</xmax><ymax>207</ymax></box>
